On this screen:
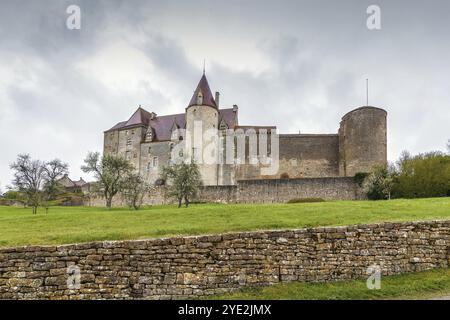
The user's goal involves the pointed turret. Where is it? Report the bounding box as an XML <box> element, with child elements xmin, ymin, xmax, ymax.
<box><xmin>188</xmin><ymin>74</ymin><xmax>217</xmax><ymax>108</ymax></box>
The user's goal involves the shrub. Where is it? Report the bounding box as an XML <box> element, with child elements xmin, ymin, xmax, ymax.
<box><xmin>392</xmin><ymin>151</ymin><xmax>450</xmax><ymax>199</ymax></box>
<box><xmin>362</xmin><ymin>165</ymin><xmax>394</xmax><ymax>200</ymax></box>
<box><xmin>287</xmin><ymin>198</ymin><xmax>325</xmax><ymax>203</ymax></box>
<box><xmin>354</xmin><ymin>172</ymin><xmax>368</xmax><ymax>187</ymax></box>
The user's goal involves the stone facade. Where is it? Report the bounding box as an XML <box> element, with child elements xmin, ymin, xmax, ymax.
<box><xmin>1</xmin><ymin>220</ymin><xmax>448</xmax><ymax>300</ymax></box>
<box><xmin>103</xmin><ymin>73</ymin><xmax>387</xmax><ymax>186</ymax></box>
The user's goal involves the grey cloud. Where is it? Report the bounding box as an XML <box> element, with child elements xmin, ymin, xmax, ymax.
<box><xmin>1</xmin><ymin>0</ymin><xmax>449</xmax><ymax>186</ymax></box>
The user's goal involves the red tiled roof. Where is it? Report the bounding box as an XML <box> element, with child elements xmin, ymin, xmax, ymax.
<box><xmin>188</xmin><ymin>74</ymin><xmax>217</xmax><ymax>108</ymax></box>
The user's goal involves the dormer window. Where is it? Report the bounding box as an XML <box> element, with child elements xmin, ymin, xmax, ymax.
<box><xmin>196</xmin><ymin>91</ymin><xmax>203</xmax><ymax>105</ymax></box>
<box><xmin>171</xmin><ymin>122</ymin><xmax>179</xmax><ymax>141</ymax></box>
<box><xmin>219</xmin><ymin>120</ymin><xmax>228</xmax><ymax>131</ymax></box>
<box><xmin>145</xmin><ymin>127</ymin><xmax>154</xmax><ymax>142</ymax></box>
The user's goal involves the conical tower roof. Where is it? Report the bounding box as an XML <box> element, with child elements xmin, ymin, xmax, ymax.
<box><xmin>188</xmin><ymin>74</ymin><xmax>217</xmax><ymax>108</ymax></box>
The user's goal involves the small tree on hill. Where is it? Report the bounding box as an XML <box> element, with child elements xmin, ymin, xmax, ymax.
<box><xmin>81</xmin><ymin>152</ymin><xmax>133</xmax><ymax>209</ymax></box>
<box><xmin>10</xmin><ymin>154</ymin><xmax>46</xmax><ymax>214</ymax></box>
<box><xmin>122</xmin><ymin>173</ymin><xmax>152</xmax><ymax>210</ymax></box>
<box><xmin>162</xmin><ymin>162</ymin><xmax>202</xmax><ymax>208</ymax></box>
<box><xmin>42</xmin><ymin>159</ymin><xmax>69</xmax><ymax>213</ymax></box>
<box><xmin>363</xmin><ymin>165</ymin><xmax>395</xmax><ymax>200</ymax></box>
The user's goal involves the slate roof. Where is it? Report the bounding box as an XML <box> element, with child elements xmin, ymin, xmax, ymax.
<box><xmin>105</xmin><ymin>74</ymin><xmax>242</xmax><ymax>141</ymax></box>
<box><xmin>188</xmin><ymin>74</ymin><xmax>217</xmax><ymax>108</ymax></box>
<box><xmin>105</xmin><ymin>107</ymin><xmax>238</xmax><ymax>141</ymax></box>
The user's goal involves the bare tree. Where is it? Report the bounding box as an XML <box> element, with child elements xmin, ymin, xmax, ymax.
<box><xmin>447</xmin><ymin>139</ymin><xmax>450</xmax><ymax>154</ymax></box>
<box><xmin>81</xmin><ymin>152</ymin><xmax>133</xmax><ymax>209</ymax></box>
<box><xmin>42</xmin><ymin>159</ymin><xmax>69</xmax><ymax>213</ymax></box>
<box><xmin>10</xmin><ymin>154</ymin><xmax>46</xmax><ymax>214</ymax></box>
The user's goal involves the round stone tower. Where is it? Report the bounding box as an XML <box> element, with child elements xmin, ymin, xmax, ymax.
<box><xmin>185</xmin><ymin>74</ymin><xmax>219</xmax><ymax>185</ymax></box>
<box><xmin>338</xmin><ymin>106</ymin><xmax>387</xmax><ymax>176</ymax></box>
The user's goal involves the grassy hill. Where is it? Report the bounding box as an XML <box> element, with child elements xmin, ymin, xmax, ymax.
<box><xmin>0</xmin><ymin>197</ymin><xmax>449</xmax><ymax>247</ymax></box>
<box><xmin>209</xmin><ymin>268</ymin><xmax>450</xmax><ymax>300</ymax></box>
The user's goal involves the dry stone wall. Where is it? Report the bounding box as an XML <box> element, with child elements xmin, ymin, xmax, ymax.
<box><xmin>0</xmin><ymin>220</ymin><xmax>448</xmax><ymax>300</ymax></box>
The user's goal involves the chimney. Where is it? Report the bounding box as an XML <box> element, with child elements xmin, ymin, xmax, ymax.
<box><xmin>150</xmin><ymin>112</ymin><xmax>157</xmax><ymax>120</ymax></box>
<box><xmin>215</xmin><ymin>92</ymin><xmax>220</xmax><ymax>108</ymax></box>
<box><xmin>232</xmin><ymin>104</ymin><xmax>238</xmax><ymax>112</ymax></box>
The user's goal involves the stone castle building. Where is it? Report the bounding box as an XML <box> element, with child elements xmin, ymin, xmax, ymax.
<box><xmin>103</xmin><ymin>73</ymin><xmax>387</xmax><ymax>186</ymax></box>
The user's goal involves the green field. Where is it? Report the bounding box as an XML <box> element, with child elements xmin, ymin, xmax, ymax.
<box><xmin>209</xmin><ymin>268</ymin><xmax>450</xmax><ymax>300</ymax></box>
<box><xmin>0</xmin><ymin>197</ymin><xmax>449</xmax><ymax>247</ymax></box>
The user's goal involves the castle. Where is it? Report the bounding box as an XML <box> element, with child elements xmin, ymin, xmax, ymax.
<box><xmin>103</xmin><ymin>74</ymin><xmax>387</xmax><ymax>186</ymax></box>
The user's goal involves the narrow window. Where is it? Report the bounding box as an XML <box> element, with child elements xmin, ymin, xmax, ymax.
<box><xmin>197</xmin><ymin>92</ymin><xmax>203</xmax><ymax>105</ymax></box>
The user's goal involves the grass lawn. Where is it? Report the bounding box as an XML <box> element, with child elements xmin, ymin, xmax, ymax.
<box><xmin>209</xmin><ymin>268</ymin><xmax>450</xmax><ymax>300</ymax></box>
<box><xmin>0</xmin><ymin>197</ymin><xmax>449</xmax><ymax>247</ymax></box>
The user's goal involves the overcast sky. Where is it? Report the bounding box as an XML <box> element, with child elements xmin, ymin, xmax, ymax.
<box><xmin>1</xmin><ymin>0</ymin><xmax>449</xmax><ymax>187</ymax></box>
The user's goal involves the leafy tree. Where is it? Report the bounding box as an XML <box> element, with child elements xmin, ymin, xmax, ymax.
<box><xmin>42</xmin><ymin>159</ymin><xmax>69</xmax><ymax>213</ymax></box>
<box><xmin>362</xmin><ymin>165</ymin><xmax>395</xmax><ymax>200</ymax></box>
<box><xmin>121</xmin><ymin>173</ymin><xmax>152</xmax><ymax>210</ymax></box>
<box><xmin>10</xmin><ymin>154</ymin><xmax>46</xmax><ymax>214</ymax></box>
<box><xmin>81</xmin><ymin>152</ymin><xmax>133</xmax><ymax>209</ymax></box>
<box><xmin>392</xmin><ymin>151</ymin><xmax>450</xmax><ymax>198</ymax></box>
<box><xmin>162</xmin><ymin>162</ymin><xmax>202</xmax><ymax>208</ymax></box>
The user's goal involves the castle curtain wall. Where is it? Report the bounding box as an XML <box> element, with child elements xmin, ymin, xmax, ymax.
<box><xmin>277</xmin><ymin>134</ymin><xmax>340</xmax><ymax>179</ymax></box>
